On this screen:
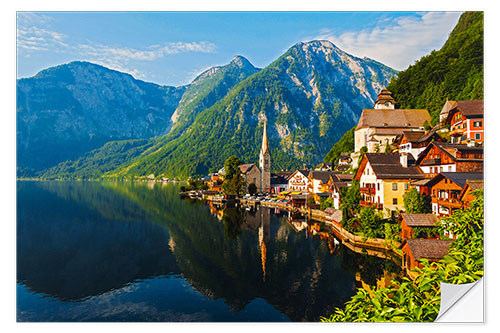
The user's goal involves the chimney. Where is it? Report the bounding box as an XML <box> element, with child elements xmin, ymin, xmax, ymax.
<box><xmin>400</xmin><ymin>153</ymin><xmax>408</xmax><ymax>168</ymax></box>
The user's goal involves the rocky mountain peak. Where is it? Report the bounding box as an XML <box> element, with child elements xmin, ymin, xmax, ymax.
<box><xmin>230</xmin><ymin>55</ymin><xmax>254</xmax><ymax>69</ymax></box>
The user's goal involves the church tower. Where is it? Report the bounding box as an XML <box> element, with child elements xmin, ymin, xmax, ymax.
<box><xmin>373</xmin><ymin>87</ymin><xmax>396</xmax><ymax>109</ymax></box>
<box><xmin>259</xmin><ymin>121</ymin><xmax>271</xmax><ymax>193</ymax></box>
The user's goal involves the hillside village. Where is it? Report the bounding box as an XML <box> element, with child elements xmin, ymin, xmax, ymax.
<box><xmin>189</xmin><ymin>88</ymin><xmax>484</xmax><ymax>276</ymax></box>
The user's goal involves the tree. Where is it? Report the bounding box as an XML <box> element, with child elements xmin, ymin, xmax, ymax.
<box><xmin>423</xmin><ymin>120</ymin><xmax>432</xmax><ymax>130</ymax></box>
<box><xmin>248</xmin><ymin>183</ymin><xmax>257</xmax><ymax>195</ymax></box>
<box><xmin>403</xmin><ymin>188</ymin><xmax>431</xmax><ymax>213</ymax></box>
<box><xmin>320</xmin><ymin>196</ymin><xmax>334</xmax><ymax>210</ymax></box>
<box><xmin>340</xmin><ymin>180</ymin><xmax>361</xmax><ymax>227</ymax></box>
<box><xmin>223</xmin><ymin>155</ymin><xmax>241</xmax><ymax>181</ymax></box>
<box><xmin>221</xmin><ymin>156</ymin><xmax>245</xmax><ymax>195</ymax></box>
<box><xmin>384</xmin><ymin>142</ymin><xmax>391</xmax><ymax>153</ymax></box>
<box><xmin>358</xmin><ymin>206</ymin><xmax>385</xmax><ymax>238</ymax></box>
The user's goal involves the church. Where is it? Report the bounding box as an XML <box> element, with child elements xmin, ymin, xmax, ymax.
<box><xmin>352</xmin><ymin>88</ymin><xmax>431</xmax><ymax>165</ymax></box>
<box><xmin>238</xmin><ymin>120</ymin><xmax>271</xmax><ymax>193</ymax></box>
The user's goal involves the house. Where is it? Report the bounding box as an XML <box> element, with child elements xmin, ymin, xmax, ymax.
<box><xmin>458</xmin><ymin>179</ymin><xmax>484</xmax><ymax>208</ymax></box>
<box><xmin>287</xmin><ymin>169</ymin><xmax>310</xmax><ymax>193</ymax></box>
<box><xmin>271</xmin><ymin>170</ymin><xmax>292</xmax><ymax>193</ymax></box>
<box><xmin>425</xmin><ymin>172</ymin><xmax>483</xmax><ymax>217</ymax></box>
<box><xmin>415</xmin><ymin>142</ymin><xmax>483</xmax><ymax>178</ymax></box>
<box><xmin>354</xmin><ymin>153</ymin><xmax>425</xmax><ymax>213</ymax></box>
<box><xmin>308</xmin><ymin>170</ymin><xmax>336</xmax><ymax>194</ymax></box>
<box><xmin>338</xmin><ymin>153</ymin><xmax>352</xmax><ymax>165</ymax></box>
<box><xmin>400</xmin><ymin>239</ymin><xmax>453</xmax><ymax>271</ymax></box>
<box><xmin>399</xmin><ymin>213</ymin><xmax>440</xmax><ymax>240</ymax></box>
<box><xmin>395</xmin><ymin>128</ymin><xmax>445</xmax><ymax>160</ymax></box>
<box><xmin>326</xmin><ymin>174</ymin><xmax>350</xmax><ymax>209</ymax></box>
<box><xmin>353</xmin><ymin>88</ymin><xmax>431</xmax><ymax>157</ymax></box>
<box><xmin>205</xmin><ymin>173</ymin><xmax>223</xmax><ymax>192</ymax></box>
<box><xmin>239</xmin><ymin>164</ymin><xmax>261</xmax><ymax>191</ymax></box>
<box><xmin>316</xmin><ymin>162</ymin><xmax>333</xmax><ymax>171</ymax></box>
<box><xmin>440</xmin><ymin>100</ymin><xmax>484</xmax><ymax>144</ymax></box>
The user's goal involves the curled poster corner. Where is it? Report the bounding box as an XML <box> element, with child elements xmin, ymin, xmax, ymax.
<box><xmin>435</xmin><ymin>278</ymin><xmax>484</xmax><ymax>322</ymax></box>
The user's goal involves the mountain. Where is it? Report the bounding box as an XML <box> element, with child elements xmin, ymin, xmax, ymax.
<box><xmin>169</xmin><ymin>55</ymin><xmax>260</xmax><ymax>138</ymax></box>
<box><xmin>107</xmin><ymin>40</ymin><xmax>397</xmax><ymax>179</ymax></box>
<box><xmin>323</xmin><ymin>126</ymin><xmax>355</xmax><ymax>165</ymax></box>
<box><xmin>17</xmin><ymin>61</ymin><xmax>186</xmax><ymax>171</ymax></box>
<box><xmin>387</xmin><ymin>11</ymin><xmax>483</xmax><ymax>124</ymax></box>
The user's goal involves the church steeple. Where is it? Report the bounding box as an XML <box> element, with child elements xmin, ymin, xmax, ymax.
<box><xmin>259</xmin><ymin>120</ymin><xmax>271</xmax><ymax>193</ymax></box>
<box><xmin>261</xmin><ymin>120</ymin><xmax>269</xmax><ymax>154</ymax></box>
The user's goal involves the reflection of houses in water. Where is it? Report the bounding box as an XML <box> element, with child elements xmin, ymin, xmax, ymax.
<box><xmin>355</xmin><ymin>269</ymin><xmax>401</xmax><ymax>293</ymax></box>
<box><xmin>287</xmin><ymin>211</ymin><xmax>341</xmax><ymax>254</ymax></box>
<box><xmin>209</xmin><ymin>202</ymin><xmax>224</xmax><ymax>220</ymax></box>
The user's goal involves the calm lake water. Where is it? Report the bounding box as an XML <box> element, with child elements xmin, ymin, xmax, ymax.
<box><xmin>17</xmin><ymin>180</ymin><xmax>400</xmax><ymax>322</ymax></box>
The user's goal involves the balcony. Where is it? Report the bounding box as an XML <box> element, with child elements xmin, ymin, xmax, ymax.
<box><xmin>360</xmin><ymin>200</ymin><xmax>383</xmax><ymax>210</ymax></box>
<box><xmin>432</xmin><ymin>196</ymin><xmax>463</xmax><ymax>209</ymax></box>
<box><xmin>421</xmin><ymin>158</ymin><xmax>441</xmax><ymax>166</ymax></box>
<box><xmin>360</xmin><ymin>187</ymin><xmax>376</xmax><ymax>195</ymax></box>
<box><xmin>449</xmin><ymin>128</ymin><xmax>464</xmax><ymax>137</ymax></box>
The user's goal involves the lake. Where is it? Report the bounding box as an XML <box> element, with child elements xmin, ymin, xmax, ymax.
<box><xmin>17</xmin><ymin>180</ymin><xmax>400</xmax><ymax>322</ymax></box>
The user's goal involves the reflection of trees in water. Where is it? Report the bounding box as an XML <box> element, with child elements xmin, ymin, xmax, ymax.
<box><xmin>17</xmin><ymin>181</ymin><xmax>397</xmax><ymax>321</ymax></box>
<box><xmin>223</xmin><ymin>207</ymin><xmax>245</xmax><ymax>240</ymax></box>
<box><xmin>17</xmin><ymin>181</ymin><xmax>180</xmax><ymax>302</ymax></box>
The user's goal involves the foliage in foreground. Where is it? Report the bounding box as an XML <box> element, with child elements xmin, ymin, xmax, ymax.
<box><xmin>322</xmin><ymin>190</ymin><xmax>483</xmax><ymax>322</ymax></box>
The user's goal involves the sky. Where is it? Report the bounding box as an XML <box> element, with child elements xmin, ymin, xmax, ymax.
<box><xmin>16</xmin><ymin>11</ymin><xmax>462</xmax><ymax>86</ymax></box>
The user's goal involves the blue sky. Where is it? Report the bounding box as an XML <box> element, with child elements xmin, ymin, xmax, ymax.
<box><xmin>17</xmin><ymin>11</ymin><xmax>462</xmax><ymax>86</ymax></box>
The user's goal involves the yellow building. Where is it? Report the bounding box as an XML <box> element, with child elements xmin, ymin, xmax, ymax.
<box><xmin>355</xmin><ymin>153</ymin><xmax>425</xmax><ymax>215</ymax></box>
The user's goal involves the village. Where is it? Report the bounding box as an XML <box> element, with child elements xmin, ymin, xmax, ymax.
<box><xmin>182</xmin><ymin>88</ymin><xmax>483</xmax><ymax>279</ymax></box>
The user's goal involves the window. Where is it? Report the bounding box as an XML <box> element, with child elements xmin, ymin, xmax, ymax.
<box><xmin>475</xmin><ymin>133</ymin><xmax>481</xmax><ymax>140</ymax></box>
<box><xmin>393</xmin><ymin>198</ymin><xmax>398</xmax><ymax>205</ymax></box>
<box><xmin>377</xmin><ymin>183</ymin><xmax>380</xmax><ymax>191</ymax></box>
<box><xmin>392</xmin><ymin>183</ymin><xmax>398</xmax><ymax>191</ymax></box>
<box><xmin>404</xmin><ymin>183</ymin><xmax>409</xmax><ymax>190</ymax></box>
<box><xmin>474</xmin><ymin>121</ymin><xmax>482</xmax><ymax>127</ymax></box>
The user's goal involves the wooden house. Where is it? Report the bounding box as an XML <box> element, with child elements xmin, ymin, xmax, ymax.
<box><xmin>354</xmin><ymin>153</ymin><xmax>425</xmax><ymax>213</ymax></box>
<box><xmin>400</xmin><ymin>239</ymin><xmax>453</xmax><ymax>271</ymax></box>
<box><xmin>309</xmin><ymin>170</ymin><xmax>336</xmax><ymax>194</ymax></box>
<box><xmin>458</xmin><ymin>179</ymin><xmax>484</xmax><ymax>208</ymax></box>
<box><xmin>440</xmin><ymin>100</ymin><xmax>484</xmax><ymax>144</ymax></box>
<box><xmin>395</xmin><ymin>128</ymin><xmax>445</xmax><ymax>160</ymax></box>
<box><xmin>425</xmin><ymin>172</ymin><xmax>483</xmax><ymax>217</ymax></box>
<box><xmin>415</xmin><ymin>142</ymin><xmax>483</xmax><ymax>178</ymax></box>
<box><xmin>326</xmin><ymin>174</ymin><xmax>350</xmax><ymax>209</ymax></box>
<box><xmin>398</xmin><ymin>213</ymin><xmax>440</xmax><ymax>240</ymax></box>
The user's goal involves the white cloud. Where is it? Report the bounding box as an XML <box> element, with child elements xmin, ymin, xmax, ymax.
<box><xmin>17</xmin><ymin>12</ymin><xmax>217</xmax><ymax>80</ymax></box>
<box><xmin>313</xmin><ymin>12</ymin><xmax>462</xmax><ymax>70</ymax></box>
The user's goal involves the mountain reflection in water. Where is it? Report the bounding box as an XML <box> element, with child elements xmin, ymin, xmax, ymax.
<box><xmin>17</xmin><ymin>181</ymin><xmax>400</xmax><ymax>322</ymax></box>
